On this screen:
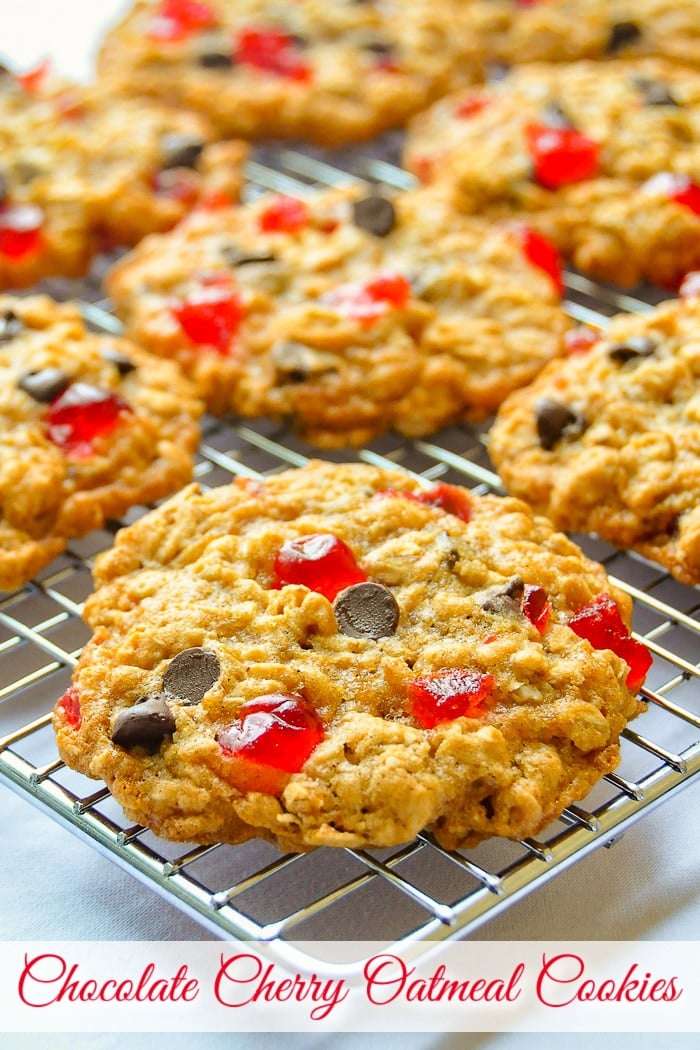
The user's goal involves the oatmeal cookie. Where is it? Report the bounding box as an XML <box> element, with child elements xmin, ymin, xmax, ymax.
<box><xmin>0</xmin><ymin>61</ymin><xmax>246</xmax><ymax>289</ymax></box>
<box><xmin>465</xmin><ymin>0</ymin><xmax>700</xmax><ymax>68</ymax></box>
<box><xmin>106</xmin><ymin>184</ymin><xmax>569</xmax><ymax>446</ymax></box>
<box><xmin>488</xmin><ymin>296</ymin><xmax>700</xmax><ymax>585</ymax></box>
<box><xmin>0</xmin><ymin>294</ymin><xmax>203</xmax><ymax>592</ymax></box>
<box><xmin>96</xmin><ymin>0</ymin><xmax>480</xmax><ymax>146</ymax></box>
<box><xmin>405</xmin><ymin>59</ymin><xmax>700</xmax><ymax>286</ymax></box>
<box><xmin>53</xmin><ymin>461</ymin><xmax>648</xmax><ymax>852</ymax></box>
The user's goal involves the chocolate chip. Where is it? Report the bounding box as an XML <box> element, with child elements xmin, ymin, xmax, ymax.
<box><xmin>287</xmin><ymin>34</ymin><xmax>308</xmax><ymax>50</ymax></box>
<box><xmin>18</xmin><ymin>367</ymin><xmax>70</xmax><ymax>403</ymax></box>
<box><xmin>535</xmin><ymin>398</ymin><xmax>586</xmax><ymax>450</ymax></box>
<box><xmin>479</xmin><ymin>576</ymin><xmax>525</xmax><ymax>616</ymax></box>
<box><xmin>606</xmin><ymin>21</ymin><xmax>642</xmax><ymax>53</ymax></box>
<box><xmin>162</xmin><ymin>647</ymin><xmax>220</xmax><ymax>705</ymax></box>
<box><xmin>221</xmin><ymin>244</ymin><xmax>277</xmax><ymax>267</ymax></box>
<box><xmin>197</xmin><ymin>51</ymin><xmax>234</xmax><ymax>69</ymax></box>
<box><xmin>160</xmin><ymin>133</ymin><xmax>205</xmax><ymax>171</ymax></box>
<box><xmin>352</xmin><ymin>195</ymin><xmax>396</xmax><ymax>237</ymax></box>
<box><xmin>607</xmin><ymin>336</ymin><xmax>657</xmax><ymax>364</ymax></box>
<box><xmin>632</xmin><ymin>77</ymin><xmax>679</xmax><ymax>107</ymax></box>
<box><xmin>362</xmin><ymin>40</ymin><xmax>394</xmax><ymax>55</ymax></box>
<box><xmin>0</xmin><ymin>63</ymin><xmax>11</xmax><ymax>77</ymax></box>
<box><xmin>542</xmin><ymin>102</ymin><xmax>574</xmax><ymax>129</ymax></box>
<box><xmin>0</xmin><ymin>308</ymin><xmax>24</xmax><ymax>343</ymax></box>
<box><xmin>271</xmin><ymin>341</ymin><xmax>337</xmax><ymax>382</ymax></box>
<box><xmin>100</xmin><ymin>345</ymin><xmax>136</xmax><ymax>375</ymax></box>
<box><xmin>333</xmin><ymin>582</ymin><xmax>399</xmax><ymax>640</ymax></box>
<box><xmin>111</xmin><ymin>693</ymin><xmax>176</xmax><ymax>752</ymax></box>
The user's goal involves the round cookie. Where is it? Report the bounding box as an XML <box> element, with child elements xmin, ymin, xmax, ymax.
<box><xmin>489</xmin><ymin>295</ymin><xmax>700</xmax><ymax>586</ymax></box>
<box><xmin>96</xmin><ymin>0</ymin><xmax>481</xmax><ymax>146</ymax></box>
<box><xmin>105</xmin><ymin>184</ymin><xmax>569</xmax><ymax>446</ymax></box>
<box><xmin>404</xmin><ymin>58</ymin><xmax>700</xmax><ymax>287</ymax></box>
<box><xmin>0</xmin><ymin>294</ymin><xmax>203</xmax><ymax>592</ymax></box>
<box><xmin>53</xmin><ymin>461</ymin><xmax>649</xmax><ymax>853</ymax></box>
<box><xmin>0</xmin><ymin>61</ymin><xmax>246</xmax><ymax>289</ymax></box>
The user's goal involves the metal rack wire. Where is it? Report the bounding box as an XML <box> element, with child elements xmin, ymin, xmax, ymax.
<box><xmin>0</xmin><ymin>142</ymin><xmax>698</xmax><ymax>961</ymax></box>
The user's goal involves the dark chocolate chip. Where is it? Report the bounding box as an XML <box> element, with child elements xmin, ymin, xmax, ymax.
<box><xmin>111</xmin><ymin>693</ymin><xmax>176</xmax><ymax>752</ymax></box>
<box><xmin>535</xmin><ymin>398</ymin><xmax>586</xmax><ymax>450</ymax></box>
<box><xmin>333</xmin><ymin>581</ymin><xmax>399</xmax><ymax>640</ymax></box>
<box><xmin>221</xmin><ymin>243</ymin><xmax>277</xmax><ymax>267</ymax></box>
<box><xmin>352</xmin><ymin>195</ymin><xmax>396</xmax><ymax>237</ymax></box>
<box><xmin>0</xmin><ymin>309</ymin><xmax>23</xmax><ymax>343</ymax></box>
<box><xmin>542</xmin><ymin>102</ymin><xmax>574</xmax><ymax>129</ymax></box>
<box><xmin>362</xmin><ymin>40</ymin><xmax>394</xmax><ymax>55</ymax></box>
<box><xmin>479</xmin><ymin>576</ymin><xmax>525</xmax><ymax>616</ymax></box>
<box><xmin>632</xmin><ymin>76</ymin><xmax>679</xmax><ymax>107</ymax></box>
<box><xmin>18</xmin><ymin>367</ymin><xmax>70</xmax><ymax>403</ymax></box>
<box><xmin>160</xmin><ymin>133</ymin><xmax>205</xmax><ymax>171</ymax></box>
<box><xmin>162</xmin><ymin>647</ymin><xmax>220</xmax><ymax>705</ymax></box>
<box><xmin>271</xmin><ymin>341</ymin><xmax>337</xmax><ymax>382</ymax></box>
<box><xmin>100</xmin><ymin>345</ymin><xmax>136</xmax><ymax>375</ymax></box>
<box><xmin>197</xmin><ymin>50</ymin><xmax>235</xmax><ymax>69</ymax></box>
<box><xmin>287</xmin><ymin>34</ymin><xmax>308</xmax><ymax>50</ymax></box>
<box><xmin>606</xmin><ymin>21</ymin><xmax>642</xmax><ymax>53</ymax></box>
<box><xmin>0</xmin><ymin>63</ymin><xmax>11</xmax><ymax>77</ymax></box>
<box><xmin>607</xmin><ymin>336</ymin><xmax>657</xmax><ymax>364</ymax></box>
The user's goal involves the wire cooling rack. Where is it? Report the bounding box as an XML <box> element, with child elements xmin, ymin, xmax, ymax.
<box><xmin>0</xmin><ymin>140</ymin><xmax>698</xmax><ymax>959</ymax></box>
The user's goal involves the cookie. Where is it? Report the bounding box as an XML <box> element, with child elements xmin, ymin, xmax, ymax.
<box><xmin>0</xmin><ymin>294</ymin><xmax>203</xmax><ymax>592</ymax></box>
<box><xmin>96</xmin><ymin>0</ymin><xmax>481</xmax><ymax>146</ymax></box>
<box><xmin>106</xmin><ymin>184</ymin><xmax>569</xmax><ymax>446</ymax></box>
<box><xmin>53</xmin><ymin>461</ymin><xmax>649</xmax><ymax>853</ymax></box>
<box><xmin>488</xmin><ymin>295</ymin><xmax>700</xmax><ymax>585</ymax></box>
<box><xmin>404</xmin><ymin>59</ymin><xmax>700</xmax><ymax>287</ymax></box>
<box><xmin>0</xmin><ymin>61</ymin><xmax>246</xmax><ymax>289</ymax></box>
<box><xmin>465</xmin><ymin>0</ymin><xmax>700</xmax><ymax>68</ymax></box>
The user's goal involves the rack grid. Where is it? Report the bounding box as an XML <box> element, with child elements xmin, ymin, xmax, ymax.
<box><xmin>0</xmin><ymin>141</ymin><xmax>698</xmax><ymax>961</ymax></box>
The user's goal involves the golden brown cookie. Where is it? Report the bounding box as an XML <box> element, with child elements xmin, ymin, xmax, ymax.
<box><xmin>488</xmin><ymin>295</ymin><xmax>700</xmax><ymax>585</ymax></box>
<box><xmin>53</xmin><ymin>461</ymin><xmax>649</xmax><ymax>853</ymax></box>
<box><xmin>0</xmin><ymin>294</ymin><xmax>203</xmax><ymax>592</ymax></box>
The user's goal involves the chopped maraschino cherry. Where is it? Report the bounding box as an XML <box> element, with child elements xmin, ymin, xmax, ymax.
<box><xmin>568</xmin><ymin>593</ymin><xmax>652</xmax><ymax>692</ymax></box>
<box><xmin>565</xmin><ymin>326</ymin><xmax>600</xmax><ymax>354</ymax></box>
<box><xmin>47</xmin><ymin>383</ymin><xmax>132</xmax><ymax>458</ymax></box>
<box><xmin>236</xmin><ymin>28</ymin><xmax>312</xmax><ymax>81</ymax></box>
<box><xmin>680</xmin><ymin>271</ymin><xmax>700</xmax><ymax>299</ymax></box>
<box><xmin>376</xmin><ymin>483</ymin><xmax>472</xmax><ymax>523</ymax></box>
<box><xmin>15</xmin><ymin>58</ymin><xmax>49</xmax><ymax>94</ymax></box>
<box><xmin>454</xmin><ymin>94</ymin><xmax>490</xmax><ymax>119</ymax></box>
<box><xmin>198</xmin><ymin>189</ymin><xmax>235</xmax><ymax>211</ymax></box>
<box><xmin>217</xmin><ymin>692</ymin><xmax>324</xmax><ymax>794</ymax></box>
<box><xmin>257</xmin><ymin>195</ymin><xmax>309</xmax><ymax>234</ymax></box>
<box><xmin>509</xmin><ymin>223</ymin><xmax>564</xmax><ymax>294</ymax></box>
<box><xmin>0</xmin><ymin>205</ymin><xmax>45</xmax><ymax>261</ymax></box>
<box><xmin>525</xmin><ymin>122</ymin><xmax>599</xmax><ymax>189</ymax></box>
<box><xmin>521</xmin><ymin>584</ymin><xmax>551</xmax><ymax>633</ymax></box>
<box><xmin>408</xmin><ymin>669</ymin><xmax>496</xmax><ymax>729</ymax></box>
<box><xmin>56</xmin><ymin>686</ymin><xmax>81</xmax><ymax>729</ymax></box>
<box><xmin>642</xmin><ymin>172</ymin><xmax>700</xmax><ymax>216</ymax></box>
<box><xmin>324</xmin><ymin>272</ymin><xmax>411</xmax><ymax>325</ymax></box>
<box><xmin>148</xmin><ymin>0</ymin><xmax>218</xmax><ymax>41</ymax></box>
<box><xmin>171</xmin><ymin>286</ymin><xmax>244</xmax><ymax>354</ymax></box>
<box><xmin>272</xmin><ymin>533</ymin><xmax>367</xmax><ymax>601</ymax></box>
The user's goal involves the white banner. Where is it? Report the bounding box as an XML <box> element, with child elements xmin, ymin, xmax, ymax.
<box><xmin>0</xmin><ymin>941</ymin><xmax>696</xmax><ymax>1032</ymax></box>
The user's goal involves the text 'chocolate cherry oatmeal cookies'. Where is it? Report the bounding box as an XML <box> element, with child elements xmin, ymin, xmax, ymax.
<box><xmin>106</xmin><ymin>184</ymin><xmax>569</xmax><ymax>446</ymax></box>
<box><xmin>96</xmin><ymin>0</ymin><xmax>481</xmax><ymax>146</ymax></box>
<box><xmin>0</xmin><ymin>295</ymin><xmax>203</xmax><ymax>592</ymax></box>
<box><xmin>53</xmin><ymin>462</ymin><xmax>649</xmax><ymax>853</ymax></box>
<box><xmin>405</xmin><ymin>59</ymin><xmax>700</xmax><ymax>286</ymax></box>
<box><xmin>0</xmin><ymin>60</ymin><xmax>246</xmax><ymax>289</ymax></box>
<box><xmin>489</xmin><ymin>294</ymin><xmax>700</xmax><ymax>585</ymax></box>
<box><xmin>464</xmin><ymin>0</ymin><xmax>700</xmax><ymax>68</ymax></box>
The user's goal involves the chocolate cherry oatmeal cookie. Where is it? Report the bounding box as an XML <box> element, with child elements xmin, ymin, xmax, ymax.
<box><xmin>489</xmin><ymin>294</ymin><xmax>700</xmax><ymax>585</ymax></box>
<box><xmin>0</xmin><ymin>295</ymin><xmax>202</xmax><ymax>592</ymax></box>
<box><xmin>53</xmin><ymin>462</ymin><xmax>649</xmax><ymax>852</ymax></box>
<box><xmin>405</xmin><ymin>59</ymin><xmax>700</xmax><ymax>286</ymax></box>
<box><xmin>96</xmin><ymin>0</ymin><xmax>480</xmax><ymax>145</ymax></box>
<box><xmin>106</xmin><ymin>184</ymin><xmax>569</xmax><ymax>446</ymax></box>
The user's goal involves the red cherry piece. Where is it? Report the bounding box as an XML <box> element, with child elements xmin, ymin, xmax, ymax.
<box><xmin>198</xmin><ymin>189</ymin><xmax>235</xmax><ymax>211</ymax></box>
<box><xmin>373</xmin><ymin>54</ymin><xmax>400</xmax><ymax>74</ymax></box>
<box><xmin>565</xmin><ymin>326</ymin><xmax>600</xmax><ymax>354</ymax></box>
<box><xmin>56</xmin><ymin>686</ymin><xmax>81</xmax><ymax>729</ymax></box>
<box><xmin>454</xmin><ymin>95</ymin><xmax>490</xmax><ymax>119</ymax></box>
<box><xmin>217</xmin><ymin>692</ymin><xmax>324</xmax><ymax>795</ymax></box>
<box><xmin>272</xmin><ymin>533</ymin><xmax>367</xmax><ymax>601</ymax></box>
<box><xmin>47</xmin><ymin>383</ymin><xmax>132</xmax><ymax>458</ymax></box>
<box><xmin>236</xmin><ymin>28</ymin><xmax>312</xmax><ymax>82</ymax></box>
<box><xmin>510</xmin><ymin>223</ymin><xmax>564</xmax><ymax>294</ymax></box>
<box><xmin>171</xmin><ymin>287</ymin><xmax>244</xmax><ymax>354</ymax></box>
<box><xmin>148</xmin><ymin>0</ymin><xmax>217</xmax><ymax>40</ymax></box>
<box><xmin>257</xmin><ymin>196</ymin><xmax>309</xmax><ymax>234</ymax></box>
<box><xmin>152</xmin><ymin>169</ymin><xmax>200</xmax><ymax>205</ymax></box>
<box><xmin>525</xmin><ymin>122</ymin><xmax>599</xmax><ymax>190</ymax></box>
<box><xmin>568</xmin><ymin>594</ymin><xmax>652</xmax><ymax>692</ymax></box>
<box><xmin>680</xmin><ymin>271</ymin><xmax>700</xmax><ymax>299</ymax></box>
<box><xmin>324</xmin><ymin>272</ymin><xmax>411</xmax><ymax>325</ymax></box>
<box><xmin>15</xmin><ymin>58</ymin><xmax>49</xmax><ymax>94</ymax></box>
<box><xmin>0</xmin><ymin>205</ymin><xmax>45</xmax><ymax>261</ymax></box>
<box><xmin>642</xmin><ymin>172</ymin><xmax>700</xmax><ymax>216</ymax></box>
<box><xmin>375</xmin><ymin>484</ymin><xmax>471</xmax><ymax>522</ymax></box>
<box><xmin>521</xmin><ymin>584</ymin><xmax>551</xmax><ymax>633</ymax></box>
<box><xmin>408</xmin><ymin>669</ymin><xmax>496</xmax><ymax>729</ymax></box>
